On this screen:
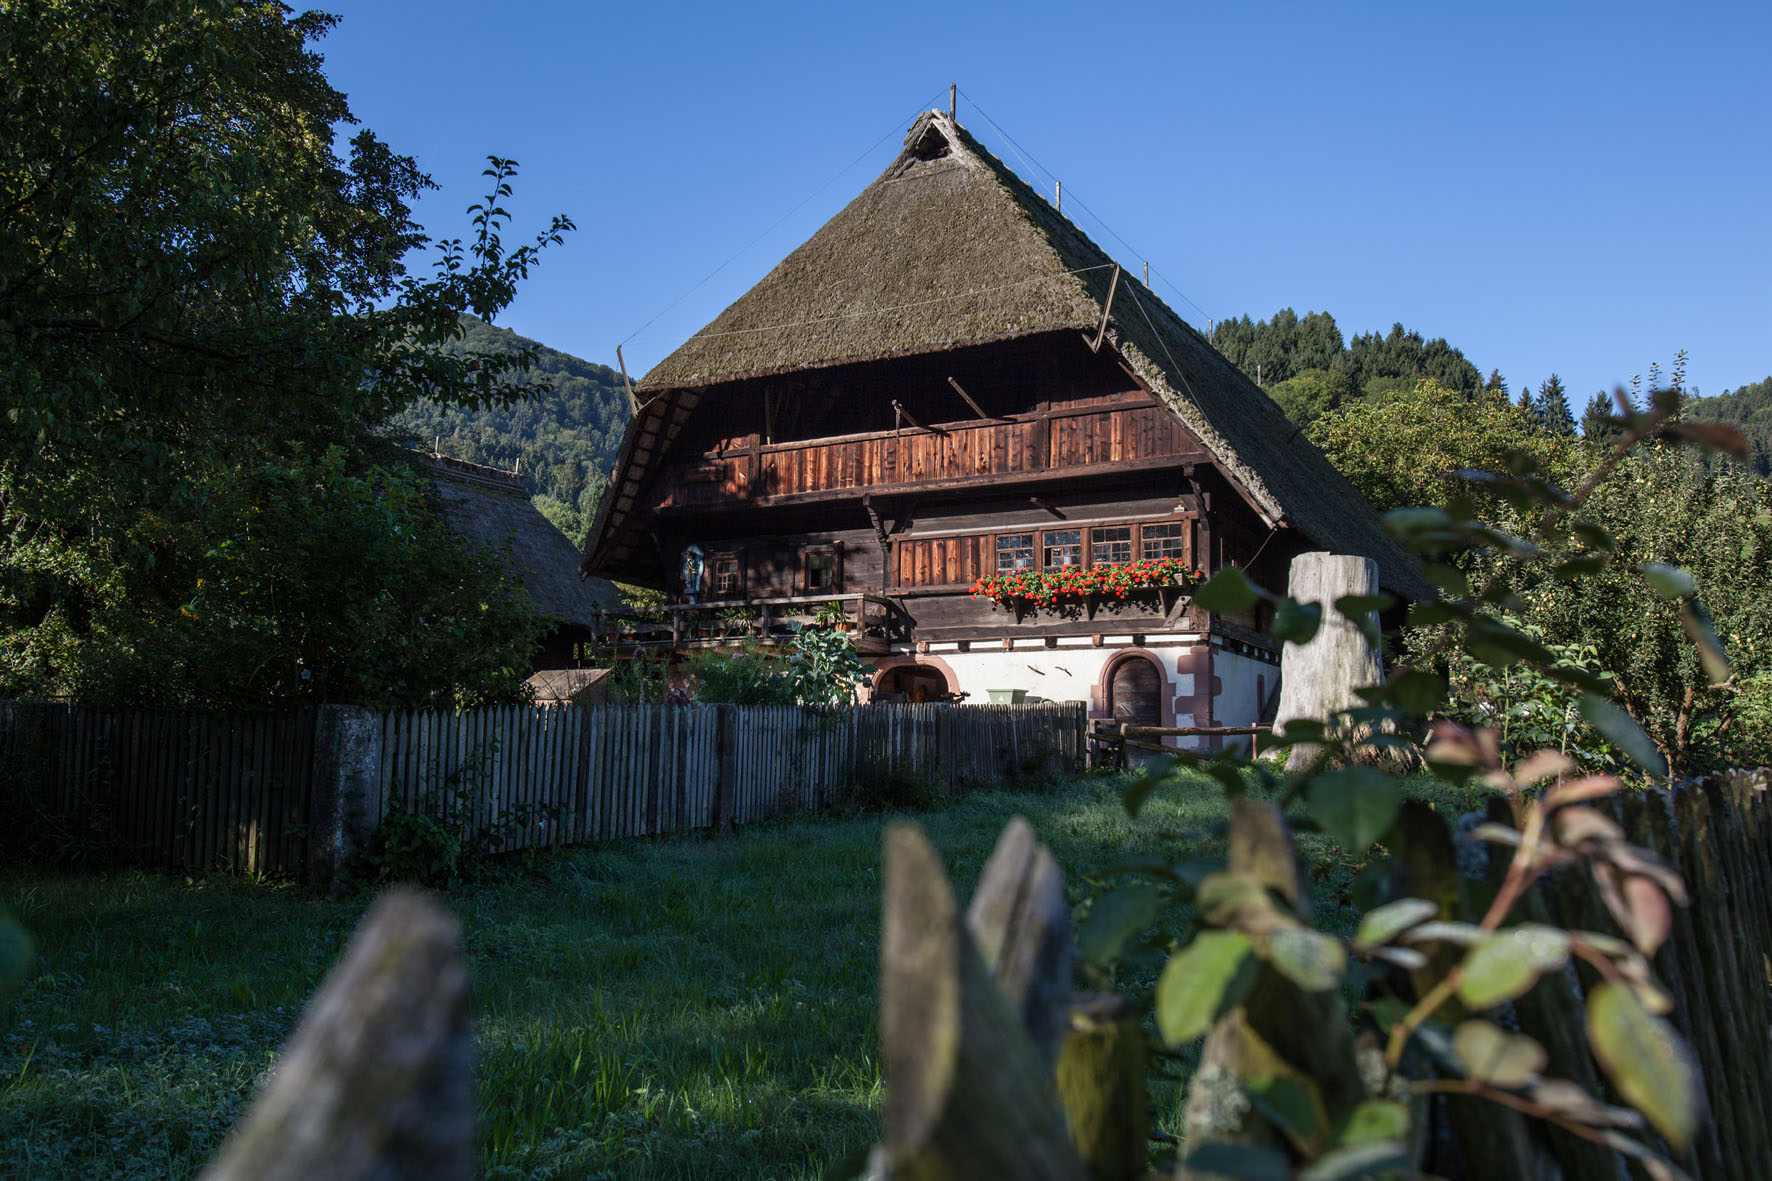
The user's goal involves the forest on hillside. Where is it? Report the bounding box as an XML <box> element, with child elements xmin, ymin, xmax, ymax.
<box><xmin>386</xmin><ymin>316</ymin><xmax>632</xmax><ymax>546</ymax></box>
<box><xmin>1684</xmin><ymin>375</ymin><xmax>1772</xmax><ymax>474</ymax></box>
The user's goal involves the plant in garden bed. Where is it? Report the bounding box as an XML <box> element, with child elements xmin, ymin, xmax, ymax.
<box><xmin>969</xmin><ymin>557</ymin><xmax>1203</xmax><ymax>608</ymax></box>
<box><xmin>1076</xmin><ymin>385</ymin><xmax>1741</xmax><ymax>1179</ymax></box>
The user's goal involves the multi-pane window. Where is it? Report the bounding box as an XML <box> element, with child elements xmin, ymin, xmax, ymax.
<box><xmin>1091</xmin><ymin>526</ymin><xmax>1132</xmax><ymax>566</ymax></box>
<box><xmin>997</xmin><ymin>533</ymin><xmax>1035</xmax><ymax>572</ymax></box>
<box><xmin>805</xmin><ymin>548</ymin><xmax>837</xmax><ymax>593</ymax></box>
<box><xmin>1043</xmin><ymin>529</ymin><xmax>1081</xmax><ymax>569</ymax></box>
<box><xmin>1141</xmin><ymin>522</ymin><xmax>1187</xmax><ymax>560</ymax></box>
<box><xmin>711</xmin><ymin>553</ymin><xmax>742</xmax><ymax>598</ymax></box>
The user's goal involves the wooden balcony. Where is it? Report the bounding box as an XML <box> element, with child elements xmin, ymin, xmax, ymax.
<box><xmin>653</xmin><ymin>398</ymin><xmax>1203</xmax><ymax>511</ymax></box>
<box><xmin>589</xmin><ymin>593</ymin><xmax>908</xmax><ymax>657</ymax></box>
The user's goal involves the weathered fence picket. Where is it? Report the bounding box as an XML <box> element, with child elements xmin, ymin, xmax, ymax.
<box><xmin>0</xmin><ymin>700</ymin><xmax>1084</xmax><ymax>878</ymax></box>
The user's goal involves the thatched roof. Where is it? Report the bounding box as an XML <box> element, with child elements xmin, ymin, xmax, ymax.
<box><xmin>424</xmin><ymin>454</ymin><xmax>622</xmax><ymax>625</ymax></box>
<box><xmin>597</xmin><ymin>110</ymin><xmax>1427</xmax><ymax>599</ymax></box>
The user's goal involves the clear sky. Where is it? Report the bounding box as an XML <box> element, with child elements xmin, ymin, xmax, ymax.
<box><xmin>315</xmin><ymin>1</ymin><xmax>1770</xmax><ymax>403</ymax></box>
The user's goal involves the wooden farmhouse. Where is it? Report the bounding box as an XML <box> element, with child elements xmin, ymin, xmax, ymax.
<box><xmin>581</xmin><ymin>109</ymin><xmax>1424</xmax><ymax>739</ymax></box>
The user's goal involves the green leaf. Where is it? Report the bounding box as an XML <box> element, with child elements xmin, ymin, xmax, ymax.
<box><xmin>1571</xmin><ymin>521</ymin><xmax>1617</xmax><ymax>551</ymax></box>
<box><xmin>1452</xmin><ymin>1020</ymin><xmax>1548</xmax><ymax>1087</ymax></box>
<box><xmin>1247</xmin><ymin>1072</ymin><xmax>1326</xmax><ymax>1142</ymax></box>
<box><xmin>1578</xmin><ymin>694</ymin><xmax>1668</xmax><ymax>777</ymax></box>
<box><xmin>1266</xmin><ymin>927</ymin><xmax>1347</xmax><ymax>992</ymax></box>
<box><xmin>1353</xmin><ymin>897</ymin><xmax>1440</xmax><ymax>949</ymax></box>
<box><xmin>1679</xmin><ymin>600</ymin><xmax>1733</xmax><ymax>686</ymax></box>
<box><xmin>1078</xmin><ymin>882</ymin><xmax>1164</xmax><ymax>966</ymax></box>
<box><xmin>1381</xmin><ymin>669</ymin><xmax>1446</xmax><ymax>716</ymax></box>
<box><xmin>1640</xmin><ymin>562</ymin><xmax>1696</xmax><ymax>599</ymax></box>
<box><xmin>1272</xmin><ymin>597</ymin><xmax>1323</xmax><ymax>646</ymax></box>
<box><xmin>1194</xmin><ymin>566</ymin><xmax>1263</xmax><ymax>614</ymax></box>
<box><xmin>1196</xmin><ymin>871</ymin><xmax>1280</xmax><ymax>930</ymax></box>
<box><xmin>1156</xmin><ymin>930</ymin><xmax>1257</xmax><ymax>1046</ymax></box>
<box><xmin>1334</xmin><ymin>593</ymin><xmax>1396</xmax><ymax>620</ymax></box>
<box><xmin>1553</xmin><ymin>553</ymin><xmax>1610</xmax><ymax>579</ymax></box>
<box><xmin>1587</xmin><ymin>982</ymin><xmax>1700</xmax><ymax>1151</ymax></box>
<box><xmin>1181</xmin><ymin>1142</ymin><xmax>1292</xmax><ymax>1180</ymax></box>
<box><xmin>1457</xmin><ymin>925</ymin><xmax>1571</xmax><ymax>1009</ymax></box>
<box><xmin>1298</xmin><ymin>1141</ymin><xmax>1413</xmax><ymax>1181</ymax></box>
<box><xmin>1384</xmin><ymin>506</ymin><xmax>1451</xmax><ymax>537</ymax></box>
<box><xmin>1336</xmin><ymin>1100</ymin><xmax>1410</xmax><ymax>1147</ymax></box>
<box><xmin>1305</xmin><ymin>768</ymin><xmax>1402</xmax><ymax>853</ymax></box>
<box><xmin>1423</xmin><ymin>562</ymin><xmax>1469</xmax><ymax>597</ymax></box>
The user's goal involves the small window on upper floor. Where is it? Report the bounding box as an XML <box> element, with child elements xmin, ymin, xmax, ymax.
<box><xmin>997</xmin><ymin>533</ymin><xmax>1035</xmax><ymax>572</ymax></box>
<box><xmin>1043</xmin><ymin>529</ymin><xmax>1081</xmax><ymax>568</ymax></box>
<box><xmin>1141</xmin><ymin>522</ymin><xmax>1187</xmax><ymax>561</ymax></box>
<box><xmin>1091</xmin><ymin>526</ymin><xmax>1132</xmax><ymax>566</ymax></box>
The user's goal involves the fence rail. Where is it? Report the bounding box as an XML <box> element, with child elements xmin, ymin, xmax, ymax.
<box><xmin>1</xmin><ymin>700</ymin><xmax>1086</xmax><ymax>881</ymax></box>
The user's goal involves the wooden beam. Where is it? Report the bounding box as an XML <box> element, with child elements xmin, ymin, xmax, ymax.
<box><xmin>1088</xmin><ymin>265</ymin><xmax>1121</xmax><ymax>353</ymax></box>
<box><xmin>946</xmin><ymin>377</ymin><xmax>992</xmax><ymax>420</ymax></box>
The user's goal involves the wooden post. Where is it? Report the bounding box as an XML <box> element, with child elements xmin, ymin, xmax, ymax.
<box><xmin>964</xmin><ymin>816</ymin><xmax>1073</xmax><ymax>1067</ymax></box>
<box><xmin>713</xmin><ymin>704</ymin><xmax>737</xmax><ymax>829</ymax></box>
<box><xmin>1055</xmin><ymin>993</ymin><xmax>1146</xmax><ymax>1181</ymax></box>
<box><xmin>201</xmin><ymin>892</ymin><xmax>474</xmax><ymax>1181</ymax></box>
<box><xmin>1272</xmin><ymin>553</ymin><xmax>1382</xmax><ymax>769</ymax></box>
<box><xmin>880</xmin><ymin>822</ymin><xmax>1087</xmax><ymax>1180</ymax></box>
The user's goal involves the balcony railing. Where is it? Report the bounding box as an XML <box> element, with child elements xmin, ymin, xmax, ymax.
<box><xmin>654</xmin><ymin>400</ymin><xmax>1201</xmax><ymax>509</ymax></box>
<box><xmin>588</xmin><ymin>593</ymin><xmax>908</xmax><ymax>657</ymax></box>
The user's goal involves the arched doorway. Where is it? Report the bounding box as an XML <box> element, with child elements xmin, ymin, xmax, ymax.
<box><xmin>875</xmin><ymin>663</ymin><xmax>952</xmax><ymax>704</ymax></box>
<box><xmin>1109</xmin><ymin>657</ymin><xmax>1161</xmax><ymax>725</ymax></box>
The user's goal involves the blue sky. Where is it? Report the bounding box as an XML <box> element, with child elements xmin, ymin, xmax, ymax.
<box><xmin>317</xmin><ymin>1</ymin><xmax>1770</xmax><ymax>403</ymax></box>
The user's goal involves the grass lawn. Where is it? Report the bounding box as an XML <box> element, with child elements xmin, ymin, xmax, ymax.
<box><xmin>0</xmin><ymin>769</ymin><xmax>1473</xmax><ymax>1179</ymax></box>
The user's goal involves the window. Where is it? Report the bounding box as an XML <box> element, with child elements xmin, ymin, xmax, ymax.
<box><xmin>710</xmin><ymin>553</ymin><xmax>742</xmax><ymax>598</ymax></box>
<box><xmin>996</xmin><ymin>533</ymin><xmax>1034</xmax><ymax>572</ymax></box>
<box><xmin>1091</xmin><ymin>526</ymin><xmax>1132</xmax><ymax>566</ymax></box>
<box><xmin>804</xmin><ymin>546</ymin><xmax>839</xmax><ymax>593</ymax></box>
<box><xmin>1043</xmin><ymin>529</ymin><xmax>1081</xmax><ymax>569</ymax></box>
<box><xmin>1141</xmin><ymin>522</ymin><xmax>1187</xmax><ymax>561</ymax></box>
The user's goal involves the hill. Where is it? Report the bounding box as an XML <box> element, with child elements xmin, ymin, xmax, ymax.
<box><xmin>1684</xmin><ymin>376</ymin><xmax>1772</xmax><ymax>475</ymax></box>
<box><xmin>387</xmin><ymin>317</ymin><xmax>631</xmax><ymax>545</ymax></box>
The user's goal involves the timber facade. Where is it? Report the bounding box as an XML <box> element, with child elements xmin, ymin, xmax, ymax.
<box><xmin>583</xmin><ymin>110</ymin><xmax>1422</xmax><ymax>742</ymax></box>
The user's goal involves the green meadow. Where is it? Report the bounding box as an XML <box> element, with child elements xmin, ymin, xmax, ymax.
<box><xmin>0</xmin><ymin>771</ymin><xmax>1469</xmax><ymax>1179</ymax></box>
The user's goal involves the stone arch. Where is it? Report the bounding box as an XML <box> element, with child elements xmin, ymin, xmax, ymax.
<box><xmin>869</xmin><ymin>654</ymin><xmax>959</xmax><ymax>704</ymax></box>
<box><xmin>1092</xmin><ymin>648</ymin><xmax>1175</xmax><ymax>730</ymax></box>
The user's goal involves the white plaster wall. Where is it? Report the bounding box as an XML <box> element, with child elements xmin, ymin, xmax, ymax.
<box><xmin>937</xmin><ymin>646</ymin><xmax>1103</xmax><ymax>707</ymax></box>
<box><xmin>925</xmin><ymin>642</ymin><xmax>1199</xmax><ymax>747</ymax></box>
<box><xmin>1212</xmin><ymin>648</ymin><xmax>1275</xmax><ymax>752</ymax></box>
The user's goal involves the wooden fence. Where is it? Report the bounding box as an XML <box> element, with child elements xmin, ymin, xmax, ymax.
<box><xmin>0</xmin><ymin>700</ymin><xmax>1087</xmax><ymax>881</ymax></box>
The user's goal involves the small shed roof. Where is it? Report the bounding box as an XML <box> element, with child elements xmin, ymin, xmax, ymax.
<box><xmin>424</xmin><ymin>453</ymin><xmax>623</xmax><ymax>626</ymax></box>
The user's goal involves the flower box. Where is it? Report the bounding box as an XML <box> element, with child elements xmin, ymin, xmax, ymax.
<box><xmin>969</xmin><ymin>557</ymin><xmax>1203</xmax><ymax>611</ymax></box>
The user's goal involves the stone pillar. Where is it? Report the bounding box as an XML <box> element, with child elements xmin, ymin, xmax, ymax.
<box><xmin>309</xmin><ymin>705</ymin><xmax>383</xmax><ymax>892</ymax></box>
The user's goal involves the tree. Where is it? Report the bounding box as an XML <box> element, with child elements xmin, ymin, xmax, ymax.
<box><xmin>0</xmin><ymin>1</ymin><xmax>571</xmax><ymax>708</ymax></box>
<box><xmin>1536</xmin><ymin>373</ymin><xmax>1576</xmax><ymax>436</ymax></box>
<box><xmin>1580</xmin><ymin>391</ymin><xmax>1618</xmax><ymax>443</ymax></box>
<box><xmin>1308</xmin><ymin>379</ymin><xmax>1576</xmax><ymax>514</ymax></box>
<box><xmin>1493</xmin><ymin>445</ymin><xmax>1772</xmax><ymax>770</ymax></box>
<box><xmin>1484</xmin><ymin>368</ymin><xmax>1508</xmax><ymax>396</ymax></box>
<box><xmin>1516</xmin><ymin>386</ymin><xmax>1542</xmax><ymax>428</ymax></box>
<box><xmin>1265</xmin><ymin>366</ymin><xmax>1352</xmax><ymax>429</ymax></box>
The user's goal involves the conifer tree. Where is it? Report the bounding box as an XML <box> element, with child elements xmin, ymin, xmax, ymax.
<box><xmin>1536</xmin><ymin>374</ymin><xmax>1576</xmax><ymax>436</ymax></box>
<box><xmin>1517</xmin><ymin>386</ymin><xmax>1542</xmax><ymax>428</ymax></box>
